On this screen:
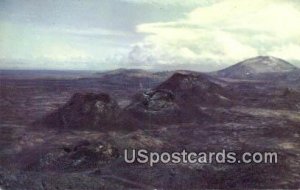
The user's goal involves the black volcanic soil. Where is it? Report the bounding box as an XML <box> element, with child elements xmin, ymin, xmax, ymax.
<box><xmin>0</xmin><ymin>70</ymin><xmax>300</xmax><ymax>189</ymax></box>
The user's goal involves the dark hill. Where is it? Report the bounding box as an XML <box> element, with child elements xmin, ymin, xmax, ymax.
<box><xmin>155</xmin><ymin>73</ymin><xmax>232</xmax><ymax>106</ymax></box>
<box><xmin>124</xmin><ymin>73</ymin><xmax>232</xmax><ymax>125</ymax></box>
<box><xmin>38</xmin><ymin>93</ymin><xmax>120</xmax><ymax>129</ymax></box>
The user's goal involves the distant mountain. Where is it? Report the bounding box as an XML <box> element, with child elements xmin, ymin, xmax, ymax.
<box><xmin>0</xmin><ymin>70</ymin><xmax>96</xmax><ymax>79</ymax></box>
<box><xmin>94</xmin><ymin>68</ymin><xmax>206</xmax><ymax>89</ymax></box>
<box><xmin>97</xmin><ymin>68</ymin><xmax>155</xmax><ymax>78</ymax></box>
<box><xmin>94</xmin><ymin>69</ymin><xmax>167</xmax><ymax>89</ymax></box>
<box><xmin>216</xmin><ymin>56</ymin><xmax>298</xmax><ymax>79</ymax></box>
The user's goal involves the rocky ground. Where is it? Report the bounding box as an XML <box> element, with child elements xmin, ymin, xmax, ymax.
<box><xmin>0</xmin><ymin>69</ymin><xmax>300</xmax><ymax>189</ymax></box>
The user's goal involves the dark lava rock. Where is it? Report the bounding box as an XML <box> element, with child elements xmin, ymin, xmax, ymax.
<box><xmin>0</xmin><ymin>166</ymin><xmax>125</xmax><ymax>190</ymax></box>
<box><xmin>281</xmin><ymin>88</ymin><xmax>300</xmax><ymax>98</ymax></box>
<box><xmin>137</xmin><ymin>89</ymin><xmax>177</xmax><ymax>112</ymax></box>
<box><xmin>125</xmin><ymin>89</ymin><xmax>183</xmax><ymax>124</ymax></box>
<box><xmin>280</xmin><ymin>88</ymin><xmax>300</xmax><ymax>110</ymax></box>
<box><xmin>31</xmin><ymin>141</ymin><xmax>119</xmax><ymax>172</ymax></box>
<box><xmin>155</xmin><ymin>73</ymin><xmax>232</xmax><ymax>106</ymax></box>
<box><xmin>39</xmin><ymin>93</ymin><xmax>120</xmax><ymax>129</ymax></box>
<box><xmin>124</xmin><ymin>73</ymin><xmax>232</xmax><ymax>125</ymax></box>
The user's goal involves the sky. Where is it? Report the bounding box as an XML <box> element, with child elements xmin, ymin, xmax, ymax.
<box><xmin>0</xmin><ymin>0</ymin><xmax>300</xmax><ymax>71</ymax></box>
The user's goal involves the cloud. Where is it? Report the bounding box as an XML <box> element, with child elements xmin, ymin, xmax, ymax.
<box><xmin>38</xmin><ymin>27</ymin><xmax>128</xmax><ymax>37</ymax></box>
<box><xmin>0</xmin><ymin>21</ymin><xmax>129</xmax><ymax>69</ymax></box>
<box><xmin>35</xmin><ymin>42</ymin><xmax>91</xmax><ymax>62</ymax></box>
<box><xmin>127</xmin><ymin>0</ymin><xmax>300</xmax><ymax>70</ymax></box>
<box><xmin>270</xmin><ymin>44</ymin><xmax>300</xmax><ymax>61</ymax></box>
<box><xmin>1</xmin><ymin>0</ymin><xmax>300</xmax><ymax>70</ymax></box>
<box><xmin>121</xmin><ymin>0</ymin><xmax>220</xmax><ymax>7</ymax></box>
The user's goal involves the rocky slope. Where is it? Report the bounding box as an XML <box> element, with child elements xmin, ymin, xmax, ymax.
<box><xmin>38</xmin><ymin>93</ymin><xmax>120</xmax><ymax>129</ymax></box>
<box><xmin>155</xmin><ymin>73</ymin><xmax>232</xmax><ymax>105</ymax></box>
<box><xmin>124</xmin><ymin>73</ymin><xmax>232</xmax><ymax>125</ymax></box>
<box><xmin>260</xmin><ymin>69</ymin><xmax>300</xmax><ymax>86</ymax></box>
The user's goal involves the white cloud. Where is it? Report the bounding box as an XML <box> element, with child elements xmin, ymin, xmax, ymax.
<box><xmin>128</xmin><ymin>0</ymin><xmax>300</xmax><ymax>70</ymax></box>
<box><xmin>270</xmin><ymin>44</ymin><xmax>300</xmax><ymax>61</ymax></box>
<box><xmin>40</xmin><ymin>27</ymin><xmax>128</xmax><ymax>37</ymax></box>
<box><xmin>35</xmin><ymin>42</ymin><xmax>91</xmax><ymax>62</ymax></box>
<box><xmin>0</xmin><ymin>21</ymin><xmax>129</xmax><ymax>69</ymax></box>
<box><xmin>121</xmin><ymin>0</ymin><xmax>220</xmax><ymax>7</ymax></box>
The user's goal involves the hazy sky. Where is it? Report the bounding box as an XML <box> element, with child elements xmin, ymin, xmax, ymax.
<box><xmin>1</xmin><ymin>0</ymin><xmax>300</xmax><ymax>70</ymax></box>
